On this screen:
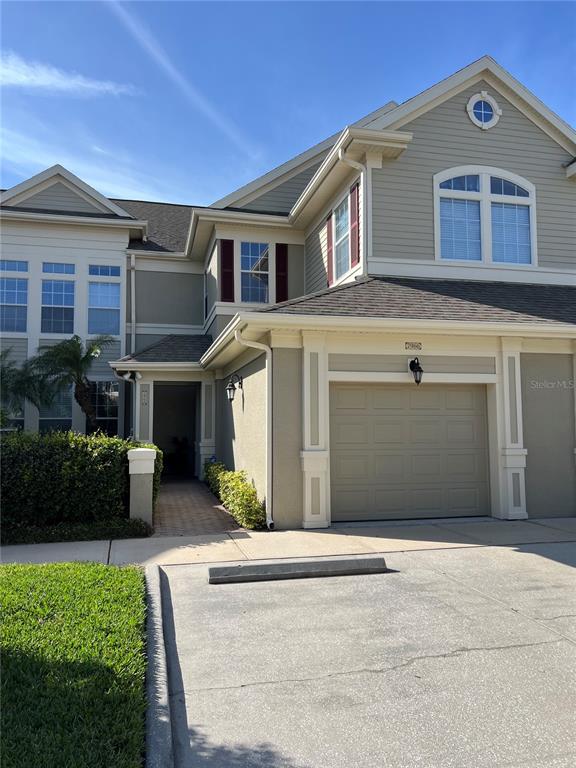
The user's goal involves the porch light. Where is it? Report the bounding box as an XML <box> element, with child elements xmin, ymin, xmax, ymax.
<box><xmin>226</xmin><ymin>374</ymin><xmax>243</xmax><ymax>402</ymax></box>
<box><xmin>409</xmin><ymin>357</ymin><xmax>424</xmax><ymax>385</ymax></box>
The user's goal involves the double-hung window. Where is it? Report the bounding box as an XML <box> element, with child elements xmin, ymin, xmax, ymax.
<box><xmin>0</xmin><ymin>263</ymin><xmax>28</xmax><ymax>332</ymax></box>
<box><xmin>41</xmin><ymin>279</ymin><xmax>74</xmax><ymax>333</ymax></box>
<box><xmin>436</xmin><ymin>167</ymin><xmax>535</xmax><ymax>265</ymax></box>
<box><xmin>240</xmin><ymin>242</ymin><xmax>269</xmax><ymax>303</ymax></box>
<box><xmin>333</xmin><ymin>196</ymin><xmax>350</xmax><ymax>280</ymax></box>
<box><xmin>88</xmin><ymin>381</ymin><xmax>119</xmax><ymax>435</ymax></box>
<box><xmin>39</xmin><ymin>387</ymin><xmax>72</xmax><ymax>433</ymax></box>
<box><xmin>88</xmin><ymin>282</ymin><xmax>120</xmax><ymax>334</ymax></box>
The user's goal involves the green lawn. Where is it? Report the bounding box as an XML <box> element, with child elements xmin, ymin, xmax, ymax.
<box><xmin>0</xmin><ymin>563</ymin><xmax>147</xmax><ymax>768</ymax></box>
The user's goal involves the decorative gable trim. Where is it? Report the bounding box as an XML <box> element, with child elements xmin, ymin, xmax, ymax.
<box><xmin>0</xmin><ymin>164</ymin><xmax>133</xmax><ymax>218</ymax></box>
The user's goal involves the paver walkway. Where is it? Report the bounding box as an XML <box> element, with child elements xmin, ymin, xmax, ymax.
<box><xmin>153</xmin><ymin>479</ymin><xmax>240</xmax><ymax>537</ymax></box>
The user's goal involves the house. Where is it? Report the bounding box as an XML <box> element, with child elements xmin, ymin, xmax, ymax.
<box><xmin>1</xmin><ymin>56</ymin><xmax>575</xmax><ymax>526</ymax></box>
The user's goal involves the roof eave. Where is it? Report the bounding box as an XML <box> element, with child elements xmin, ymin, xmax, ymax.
<box><xmin>0</xmin><ymin>208</ymin><xmax>147</xmax><ymax>237</ymax></box>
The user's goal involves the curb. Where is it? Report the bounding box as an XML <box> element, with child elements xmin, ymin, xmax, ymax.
<box><xmin>208</xmin><ymin>554</ymin><xmax>389</xmax><ymax>584</ymax></box>
<box><xmin>145</xmin><ymin>565</ymin><xmax>174</xmax><ymax>768</ymax></box>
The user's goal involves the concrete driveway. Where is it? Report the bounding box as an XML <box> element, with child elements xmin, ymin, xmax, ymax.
<box><xmin>161</xmin><ymin>541</ymin><xmax>576</xmax><ymax>768</ymax></box>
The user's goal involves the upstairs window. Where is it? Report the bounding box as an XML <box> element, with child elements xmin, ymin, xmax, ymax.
<box><xmin>240</xmin><ymin>242</ymin><xmax>269</xmax><ymax>303</ymax></box>
<box><xmin>0</xmin><ymin>277</ymin><xmax>27</xmax><ymax>332</ymax></box>
<box><xmin>43</xmin><ymin>262</ymin><xmax>75</xmax><ymax>274</ymax></box>
<box><xmin>88</xmin><ymin>282</ymin><xmax>120</xmax><ymax>334</ymax></box>
<box><xmin>333</xmin><ymin>197</ymin><xmax>350</xmax><ymax>280</ymax></box>
<box><xmin>0</xmin><ymin>260</ymin><xmax>28</xmax><ymax>272</ymax></box>
<box><xmin>41</xmin><ymin>279</ymin><xmax>74</xmax><ymax>333</ymax></box>
<box><xmin>435</xmin><ymin>167</ymin><xmax>535</xmax><ymax>266</ymax></box>
<box><xmin>89</xmin><ymin>265</ymin><xmax>121</xmax><ymax>277</ymax></box>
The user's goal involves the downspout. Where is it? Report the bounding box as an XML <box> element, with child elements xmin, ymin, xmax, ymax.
<box><xmin>338</xmin><ymin>149</ymin><xmax>368</xmax><ymax>275</ymax></box>
<box><xmin>234</xmin><ymin>329</ymin><xmax>274</xmax><ymax>530</ymax></box>
<box><xmin>130</xmin><ymin>253</ymin><xmax>136</xmax><ymax>354</ymax></box>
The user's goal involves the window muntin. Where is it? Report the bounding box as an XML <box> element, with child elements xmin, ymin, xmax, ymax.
<box><xmin>89</xmin><ymin>265</ymin><xmax>121</xmax><ymax>277</ymax></box>
<box><xmin>43</xmin><ymin>262</ymin><xmax>75</xmax><ymax>274</ymax></box>
<box><xmin>0</xmin><ymin>277</ymin><xmax>27</xmax><ymax>332</ymax></box>
<box><xmin>440</xmin><ymin>199</ymin><xmax>481</xmax><ymax>261</ymax></box>
<box><xmin>334</xmin><ymin>197</ymin><xmax>350</xmax><ymax>280</ymax></box>
<box><xmin>490</xmin><ymin>177</ymin><xmax>529</xmax><ymax>197</ymax></box>
<box><xmin>491</xmin><ymin>203</ymin><xmax>531</xmax><ymax>264</ymax></box>
<box><xmin>0</xmin><ymin>260</ymin><xmax>28</xmax><ymax>272</ymax></box>
<box><xmin>436</xmin><ymin>168</ymin><xmax>534</xmax><ymax>266</ymax></box>
<box><xmin>39</xmin><ymin>387</ymin><xmax>72</xmax><ymax>433</ymax></box>
<box><xmin>88</xmin><ymin>381</ymin><xmax>119</xmax><ymax>435</ymax></box>
<box><xmin>473</xmin><ymin>100</ymin><xmax>493</xmax><ymax>124</ymax></box>
<box><xmin>439</xmin><ymin>175</ymin><xmax>479</xmax><ymax>192</ymax></box>
<box><xmin>88</xmin><ymin>282</ymin><xmax>120</xmax><ymax>334</ymax></box>
<box><xmin>240</xmin><ymin>242</ymin><xmax>269</xmax><ymax>303</ymax></box>
<box><xmin>41</xmin><ymin>279</ymin><xmax>74</xmax><ymax>333</ymax></box>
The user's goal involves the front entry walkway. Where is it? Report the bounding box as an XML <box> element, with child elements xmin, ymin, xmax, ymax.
<box><xmin>153</xmin><ymin>480</ymin><xmax>241</xmax><ymax>537</ymax></box>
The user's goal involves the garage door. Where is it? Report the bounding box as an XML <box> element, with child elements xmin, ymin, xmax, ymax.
<box><xmin>330</xmin><ymin>384</ymin><xmax>490</xmax><ymax>521</ymax></box>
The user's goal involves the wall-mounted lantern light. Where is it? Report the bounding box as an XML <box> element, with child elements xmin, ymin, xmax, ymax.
<box><xmin>409</xmin><ymin>357</ymin><xmax>424</xmax><ymax>386</ymax></box>
<box><xmin>226</xmin><ymin>374</ymin><xmax>243</xmax><ymax>402</ymax></box>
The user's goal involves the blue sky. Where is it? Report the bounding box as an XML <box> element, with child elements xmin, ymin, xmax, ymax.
<box><xmin>1</xmin><ymin>1</ymin><xmax>575</xmax><ymax>205</ymax></box>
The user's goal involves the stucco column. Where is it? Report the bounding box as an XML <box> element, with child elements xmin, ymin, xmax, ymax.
<box><xmin>135</xmin><ymin>380</ymin><xmax>153</xmax><ymax>442</ymax></box>
<box><xmin>128</xmin><ymin>447</ymin><xmax>156</xmax><ymax>526</ymax></box>
<box><xmin>572</xmin><ymin>340</ymin><xmax>576</xmax><ymax>468</ymax></box>
<box><xmin>198</xmin><ymin>378</ymin><xmax>216</xmax><ymax>479</ymax></box>
<box><xmin>301</xmin><ymin>331</ymin><xmax>330</xmax><ymax>528</ymax></box>
<box><xmin>495</xmin><ymin>337</ymin><xmax>528</xmax><ymax>519</ymax></box>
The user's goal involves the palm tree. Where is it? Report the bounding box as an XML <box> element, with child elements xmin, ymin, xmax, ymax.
<box><xmin>0</xmin><ymin>349</ymin><xmax>54</xmax><ymax>427</ymax></box>
<box><xmin>32</xmin><ymin>335</ymin><xmax>114</xmax><ymax>432</ymax></box>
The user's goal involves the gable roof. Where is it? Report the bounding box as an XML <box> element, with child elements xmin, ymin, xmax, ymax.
<box><xmin>262</xmin><ymin>276</ymin><xmax>576</xmax><ymax>326</ymax></box>
<box><xmin>0</xmin><ymin>165</ymin><xmax>133</xmax><ymax>217</ymax></box>
<box><xmin>110</xmin><ymin>198</ymin><xmax>194</xmax><ymax>253</ymax></box>
<box><xmin>364</xmin><ymin>56</ymin><xmax>576</xmax><ymax>155</ymax></box>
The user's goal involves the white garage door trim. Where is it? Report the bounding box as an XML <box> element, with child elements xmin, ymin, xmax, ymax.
<box><xmin>329</xmin><ymin>382</ymin><xmax>491</xmax><ymax>521</ymax></box>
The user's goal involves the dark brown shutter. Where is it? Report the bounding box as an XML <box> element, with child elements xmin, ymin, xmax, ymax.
<box><xmin>326</xmin><ymin>213</ymin><xmax>333</xmax><ymax>287</ymax></box>
<box><xmin>350</xmin><ymin>182</ymin><xmax>360</xmax><ymax>267</ymax></box>
<box><xmin>220</xmin><ymin>239</ymin><xmax>234</xmax><ymax>302</ymax></box>
<box><xmin>275</xmin><ymin>243</ymin><xmax>288</xmax><ymax>303</ymax></box>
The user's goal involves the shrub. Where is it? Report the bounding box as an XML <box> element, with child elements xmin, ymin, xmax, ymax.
<box><xmin>219</xmin><ymin>469</ymin><xmax>266</xmax><ymax>529</ymax></box>
<box><xmin>204</xmin><ymin>461</ymin><xmax>227</xmax><ymax>497</ymax></box>
<box><xmin>1</xmin><ymin>431</ymin><xmax>163</xmax><ymax>534</ymax></box>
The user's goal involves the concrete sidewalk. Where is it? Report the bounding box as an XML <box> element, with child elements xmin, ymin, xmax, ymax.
<box><xmin>2</xmin><ymin>517</ymin><xmax>575</xmax><ymax>565</ymax></box>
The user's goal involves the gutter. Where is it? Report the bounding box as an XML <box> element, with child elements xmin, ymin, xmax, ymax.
<box><xmin>233</xmin><ymin>329</ymin><xmax>274</xmax><ymax>530</ymax></box>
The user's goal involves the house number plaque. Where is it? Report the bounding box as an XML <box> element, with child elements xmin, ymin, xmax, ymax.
<box><xmin>405</xmin><ymin>342</ymin><xmax>422</xmax><ymax>351</ymax></box>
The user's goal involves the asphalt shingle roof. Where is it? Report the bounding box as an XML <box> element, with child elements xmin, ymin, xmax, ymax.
<box><xmin>117</xmin><ymin>335</ymin><xmax>213</xmax><ymax>364</ymax></box>
<box><xmin>262</xmin><ymin>277</ymin><xmax>576</xmax><ymax>326</ymax></box>
<box><xmin>110</xmin><ymin>199</ymin><xmax>194</xmax><ymax>253</ymax></box>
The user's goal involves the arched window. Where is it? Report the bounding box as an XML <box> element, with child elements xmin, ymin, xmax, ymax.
<box><xmin>434</xmin><ymin>166</ymin><xmax>536</xmax><ymax>266</ymax></box>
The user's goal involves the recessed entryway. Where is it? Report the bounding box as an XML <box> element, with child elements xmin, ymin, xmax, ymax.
<box><xmin>330</xmin><ymin>383</ymin><xmax>490</xmax><ymax>521</ymax></box>
<box><xmin>153</xmin><ymin>382</ymin><xmax>199</xmax><ymax>477</ymax></box>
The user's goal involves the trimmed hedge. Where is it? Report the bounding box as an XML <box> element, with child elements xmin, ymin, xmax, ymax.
<box><xmin>1</xmin><ymin>431</ymin><xmax>163</xmax><ymax>534</ymax></box>
<box><xmin>204</xmin><ymin>460</ymin><xmax>266</xmax><ymax>529</ymax></box>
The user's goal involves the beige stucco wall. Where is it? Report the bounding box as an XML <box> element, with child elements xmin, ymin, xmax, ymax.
<box><xmin>272</xmin><ymin>347</ymin><xmax>304</xmax><ymax>529</ymax></box>
<box><xmin>521</xmin><ymin>353</ymin><xmax>576</xmax><ymax>517</ymax></box>
<box><xmin>216</xmin><ymin>352</ymin><xmax>267</xmax><ymax>501</ymax></box>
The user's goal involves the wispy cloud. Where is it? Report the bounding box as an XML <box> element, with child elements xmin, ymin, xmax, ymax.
<box><xmin>0</xmin><ymin>50</ymin><xmax>134</xmax><ymax>96</ymax></box>
<box><xmin>107</xmin><ymin>1</ymin><xmax>259</xmax><ymax>160</ymax></box>
<box><xmin>0</xmin><ymin>127</ymin><xmax>178</xmax><ymax>201</ymax></box>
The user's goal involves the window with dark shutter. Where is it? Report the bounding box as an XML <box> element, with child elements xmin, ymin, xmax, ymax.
<box><xmin>326</xmin><ymin>213</ymin><xmax>333</xmax><ymax>287</ymax></box>
<box><xmin>220</xmin><ymin>239</ymin><xmax>234</xmax><ymax>302</ymax></box>
<box><xmin>275</xmin><ymin>243</ymin><xmax>288</xmax><ymax>303</ymax></box>
<box><xmin>350</xmin><ymin>183</ymin><xmax>360</xmax><ymax>267</ymax></box>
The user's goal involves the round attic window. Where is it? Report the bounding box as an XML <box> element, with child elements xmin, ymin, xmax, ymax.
<box><xmin>467</xmin><ymin>91</ymin><xmax>501</xmax><ymax>130</ymax></box>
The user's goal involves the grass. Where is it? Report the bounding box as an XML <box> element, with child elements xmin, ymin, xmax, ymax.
<box><xmin>1</xmin><ymin>517</ymin><xmax>152</xmax><ymax>545</ymax></box>
<box><xmin>0</xmin><ymin>563</ymin><xmax>147</xmax><ymax>768</ymax></box>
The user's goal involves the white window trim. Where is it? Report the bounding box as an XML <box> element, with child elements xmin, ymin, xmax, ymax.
<box><xmin>87</xmin><ymin>280</ymin><xmax>121</xmax><ymax>336</ymax></box>
<box><xmin>330</xmin><ymin>188</ymin><xmax>360</xmax><ymax>287</ymax></box>
<box><xmin>433</xmin><ymin>165</ymin><xmax>537</xmax><ymax>268</ymax></box>
<box><xmin>41</xmin><ymin>277</ymin><xmax>75</xmax><ymax>335</ymax></box>
<box><xmin>234</xmin><ymin>240</ymin><xmax>276</xmax><ymax>305</ymax></box>
<box><xmin>0</xmin><ymin>275</ymin><xmax>28</xmax><ymax>333</ymax></box>
<box><xmin>466</xmin><ymin>91</ymin><xmax>502</xmax><ymax>130</ymax></box>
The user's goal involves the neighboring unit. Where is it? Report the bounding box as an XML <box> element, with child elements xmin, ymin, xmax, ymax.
<box><xmin>1</xmin><ymin>56</ymin><xmax>575</xmax><ymax>524</ymax></box>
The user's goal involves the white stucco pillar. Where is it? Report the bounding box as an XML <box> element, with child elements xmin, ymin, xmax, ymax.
<box><xmin>198</xmin><ymin>378</ymin><xmax>216</xmax><ymax>479</ymax></box>
<box><xmin>495</xmin><ymin>337</ymin><xmax>528</xmax><ymax>519</ymax></box>
<box><xmin>572</xmin><ymin>340</ymin><xmax>576</xmax><ymax>468</ymax></box>
<box><xmin>135</xmin><ymin>380</ymin><xmax>153</xmax><ymax>442</ymax></box>
<box><xmin>128</xmin><ymin>447</ymin><xmax>156</xmax><ymax>526</ymax></box>
<box><xmin>301</xmin><ymin>331</ymin><xmax>330</xmax><ymax>528</ymax></box>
